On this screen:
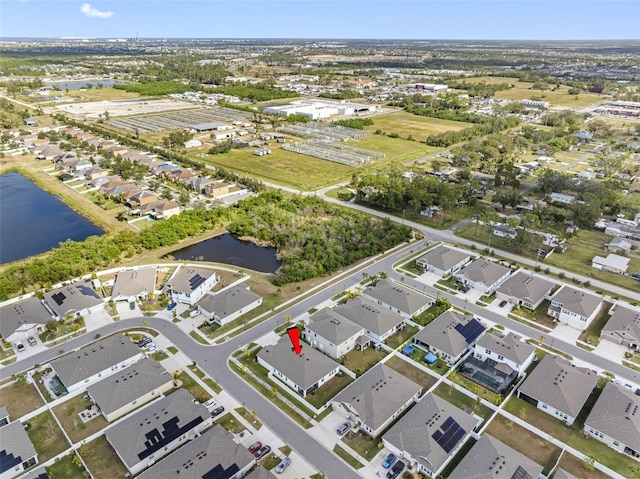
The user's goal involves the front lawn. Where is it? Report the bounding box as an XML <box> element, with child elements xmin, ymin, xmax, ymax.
<box><xmin>26</xmin><ymin>411</ymin><xmax>70</xmax><ymax>462</ymax></box>
<box><xmin>174</xmin><ymin>371</ymin><xmax>209</xmax><ymax>402</ymax></box>
<box><xmin>78</xmin><ymin>435</ymin><xmax>128</xmax><ymax>479</ymax></box>
<box><xmin>578</xmin><ymin>302</ymin><xmax>613</xmax><ymax>346</ymax></box>
<box><xmin>343</xmin><ymin>348</ymin><xmax>388</xmax><ymax>376</ymax></box>
<box><xmin>215</xmin><ymin>412</ymin><xmax>246</xmax><ymax>434</ymax></box>
<box><xmin>333</xmin><ymin>444</ymin><xmax>364</xmax><ymax>469</ymax></box>
<box><xmin>343</xmin><ymin>430</ymin><xmax>381</xmax><ymax>462</ymax></box>
<box><xmin>306</xmin><ymin>373</ymin><xmax>354</xmax><ymax>409</ymax></box>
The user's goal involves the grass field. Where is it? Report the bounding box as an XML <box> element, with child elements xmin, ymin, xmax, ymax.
<box><xmin>433</xmin><ymin>384</ymin><xmax>494</xmax><ymax>420</ymax></box>
<box><xmin>363</xmin><ymin>110</ymin><xmax>472</xmax><ymax>139</ymax></box>
<box><xmin>0</xmin><ymin>381</ymin><xmax>44</xmax><ymax>419</ymax></box>
<box><xmin>385</xmin><ymin>355</ymin><xmax>438</xmax><ymax>391</ymax></box>
<box><xmin>46</xmin><ymin>454</ymin><xmax>87</xmax><ymax>479</ymax></box>
<box><xmin>26</xmin><ymin>411</ymin><xmax>70</xmax><ymax>462</ymax></box>
<box><xmin>79</xmin><ymin>435</ymin><xmax>129</xmax><ymax>479</ymax></box>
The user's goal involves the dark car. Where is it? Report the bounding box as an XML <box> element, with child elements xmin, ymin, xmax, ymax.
<box><xmin>386</xmin><ymin>460</ymin><xmax>405</xmax><ymax>479</ymax></box>
<box><xmin>382</xmin><ymin>453</ymin><xmax>396</xmax><ymax>469</ymax></box>
<box><xmin>254</xmin><ymin>445</ymin><xmax>271</xmax><ymax>460</ymax></box>
<box><xmin>461</xmin><ymin>286</ymin><xmax>471</xmax><ymax>293</ymax></box>
<box><xmin>167</xmin><ymin>302</ymin><xmax>177</xmax><ymax>311</ymax></box>
<box><xmin>248</xmin><ymin>441</ymin><xmax>262</xmax><ymax>454</ymax></box>
<box><xmin>211</xmin><ymin>406</ymin><xmax>225</xmax><ymax>417</ymax></box>
<box><xmin>498</xmin><ymin>300</ymin><xmax>508</xmax><ymax>308</ymax></box>
<box><xmin>137</xmin><ymin>337</ymin><xmax>152</xmax><ymax>347</ymax></box>
<box><xmin>336</xmin><ymin>422</ymin><xmax>350</xmax><ymax>435</ymax></box>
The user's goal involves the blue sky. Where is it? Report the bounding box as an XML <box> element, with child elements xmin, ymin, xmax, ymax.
<box><xmin>2</xmin><ymin>1</ymin><xmax>639</xmax><ymax>40</ymax></box>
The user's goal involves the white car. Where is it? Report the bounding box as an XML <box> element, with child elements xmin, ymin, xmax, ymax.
<box><xmin>203</xmin><ymin>398</ymin><xmax>217</xmax><ymax>409</ymax></box>
<box><xmin>145</xmin><ymin>345</ymin><xmax>158</xmax><ymax>354</ymax></box>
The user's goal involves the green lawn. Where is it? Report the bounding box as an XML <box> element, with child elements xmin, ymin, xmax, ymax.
<box><xmin>175</xmin><ymin>371</ymin><xmax>210</xmax><ymax>402</ymax></box>
<box><xmin>578</xmin><ymin>302</ymin><xmax>613</xmax><ymax>346</ymax></box>
<box><xmin>46</xmin><ymin>454</ymin><xmax>87</xmax><ymax>479</ymax></box>
<box><xmin>342</xmin><ymin>430</ymin><xmax>381</xmax><ymax>461</ymax></box>
<box><xmin>235</xmin><ymin>407</ymin><xmax>262</xmax><ymax>429</ymax></box>
<box><xmin>344</xmin><ymin>134</ymin><xmax>440</xmax><ymax>165</ymax></box>
<box><xmin>433</xmin><ymin>383</ymin><xmax>494</xmax><ymax>420</ymax></box>
<box><xmin>26</xmin><ymin>411</ymin><xmax>70</xmax><ymax>462</ymax></box>
<box><xmin>306</xmin><ymin>373</ymin><xmax>354</xmax><ymax>409</ymax></box>
<box><xmin>385</xmin><ymin>325</ymin><xmax>419</xmax><ymax>349</ymax></box>
<box><xmin>333</xmin><ymin>444</ymin><xmax>364</xmax><ymax>469</ymax></box>
<box><xmin>215</xmin><ymin>412</ymin><xmax>246</xmax><ymax>434</ymax></box>
<box><xmin>343</xmin><ymin>348</ymin><xmax>388</xmax><ymax>376</ymax></box>
<box><xmin>363</xmin><ymin>110</ymin><xmax>472</xmax><ymax>139</ymax></box>
<box><xmin>78</xmin><ymin>435</ymin><xmax>129</xmax><ymax>479</ymax></box>
<box><xmin>385</xmin><ymin>355</ymin><xmax>438</xmax><ymax>391</ymax></box>
<box><xmin>188</xmin><ymin>364</ymin><xmax>223</xmax><ymax>394</ymax></box>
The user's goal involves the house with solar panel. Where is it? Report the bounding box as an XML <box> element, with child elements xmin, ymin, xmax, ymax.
<box><xmin>136</xmin><ymin>425</ymin><xmax>255</xmax><ymax>479</ymax></box>
<box><xmin>331</xmin><ymin>364</ymin><xmax>422</xmax><ymax>437</ymax></box>
<box><xmin>163</xmin><ymin>267</ymin><xmax>219</xmax><ymax>306</ymax></box>
<box><xmin>517</xmin><ymin>355</ymin><xmax>598</xmax><ymax>426</ymax></box>
<box><xmin>50</xmin><ymin>334</ymin><xmax>142</xmax><ymax>393</ymax></box>
<box><xmin>383</xmin><ymin>393</ymin><xmax>480</xmax><ymax>478</ymax></box>
<box><xmin>413</xmin><ymin>311</ymin><xmax>486</xmax><ymax>366</ymax></box>
<box><xmin>584</xmin><ymin>381</ymin><xmax>640</xmax><ymax>459</ymax></box>
<box><xmin>447</xmin><ymin>434</ymin><xmax>543</xmax><ymax>479</ymax></box>
<box><xmin>105</xmin><ymin>389</ymin><xmax>214</xmax><ymax>475</ymax></box>
<box><xmin>42</xmin><ymin>282</ymin><xmax>104</xmax><ymax>319</ymax></box>
<box><xmin>0</xmin><ymin>420</ymin><xmax>38</xmax><ymax>479</ymax></box>
<box><xmin>454</xmin><ymin>258</ymin><xmax>512</xmax><ymax>294</ymax></box>
<box><xmin>0</xmin><ymin>297</ymin><xmax>52</xmax><ymax>345</ymax></box>
<box><xmin>87</xmin><ymin>359</ymin><xmax>174</xmax><ymax>422</ymax></box>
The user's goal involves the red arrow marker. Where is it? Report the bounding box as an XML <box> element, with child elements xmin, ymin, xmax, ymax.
<box><xmin>286</xmin><ymin>326</ymin><xmax>303</xmax><ymax>355</ymax></box>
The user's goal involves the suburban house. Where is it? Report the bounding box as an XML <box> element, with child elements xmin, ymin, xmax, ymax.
<box><xmin>83</xmin><ymin>167</ymin><xmax>109</xmax><ymax>182</ymax></box>
<box><xmin>492</xmin><ymin>225</ymin><xmax>517</xmax><ymax>239</ymax></box>
<box><xmin>600</xmin><ymin>304</ymin><xmax>640</xmax><ymax>349</ymax></box>
<box><xmin>554</xmin><ymin>469</ymin><xmax>580</xmax><ymax>479</ymax></box>
<box><xmin>204</xmin><ymin>181</ymin><xmax>231</xmax><ymax>198</ymax></box>
<box><xmin>413</xmin><ymin>311</ymin><xmax>486</xmax><ymax>366</ymax></box>
<box><xmin>592</xmin><ymin>253</ymin><xmax>630</xmax><ymax>274</ymax></box>
<box><xmin>197</xmin><ymin>284</ymin><xmax>262</xmax><ymax>326</ymax></box>
<box><xmin>606</xmin><ymin>238</ymin><xmax>633</xmax><ymax>254</ymax></box>
<box><xmin>584</xmin><ymin>381</ymin><xmax>640</xmax><ymax>460</ymax></box>
<box><xmin>110</xmin><ymin>267</ymin><xmax>157</xmax><ymax>302</ymax></box>
<box><xmin>362</xmin><ymin>279</ymin><xmax>432</xmax><ymax>319</ymax></box>
<box><xmin>105</xmin><ymin>389</ymin><xmax>213</xmax><ymax>475</ymax></box>
<box><xmin>149</xmin><ymin>200</ymin><xmax>181</xmax><ymax>219</ymax></box>
<box><xmin>448</xmin><ymin>434</ymin><xmax>543</xmax><ymax>479</ymax></box>
<box><xmin>473</xmin><ymin>332</ymin><xmax>535</xmax><ymax>377</ymax></box>
<box><xmin>331</xmin><ymin>364</ymin><xmax>422</xmax><ymax>437</ymax></box>
<box><xmin>517</xmin><ymin>355</ymin><xmax>598</xmax><ymax>426</ymax></box>
<box><xmin>416</xmin><ymin>245</ymin><xmax>472</xmax><ymax>277</ymax></box>
<box><xmin>550</xmin><ymin>192</ymin><xmax>576</xmax><ymax>204</ymax></box>
<box><xmin>129</xmin><ymin>191</ymin><xmax>159</xmax><ymax>208</ymax></box>
<box><xmin>454</xmin><ymin>258</ymin><xmax>512</xmax><ymax>294</ymax></box>
<box><xmin>87</xmin><ymin>358</ymin><xmax>173</xmax><ymax>422</ymax></box>
<box><xmin>188</xmin><ymin>177</ymin><xmax>214</xmax><ymax>194</ymax></box>
<box><xmin>136</xmin><ymin>426</ymin><xmax>255</xmax><ymax>479</ymax></box>
<box><xmin>383</xmin><ymin>392</ymin><xmax>480</xmax><ymax>478</ymax></box>
<box><xmin>304</xmin><ymin>308</ymin><xmax>365</xmax><ymax>359</ymax></box>
<box><xmin>50</xmin><ymin>334</ymin><xmax>142</xmax><ymax>393</ymax></box>
<box><xmin>42</xmin><ymin>282</ymin><xmax>104</xmax><ymax>319</ymax></box>
<box><xmin>0</xmin><ymin>407</ymin><xmax>8</xmax><ymax>427</ymax></box>
<box><xmin>163</xmin><ymin>267</ymin><xmax>219</xmax><ymax>306</ymax></box>
<box><xmin>0</xmin><ymin>297</ymin><xmax>52</xmax><ymax>344</ymax></box>
<box><xmin>0</xmin><ymin>421</ymin><xmax>38</xmax><ymax>479</ymax></box>
<box><xmin>245</xmin><ymin>466</ymin><xmax>277</xmax><ymax>479</ymax></box>
<box><xmin>548</xmin><ymin>286</ymin><xmax>603</xmax><ymax>330</ymax></box>
<box><xmin>496</xmin><ymin>271</ymin><xmax>556</xmax><ymax>310</ymax></box>
<box><xmin>333</xmin><ymin>296</ymin><xmax>405</xmax><ymax>343</ymax></box>
<box><xmin>257</xmin><ymin>336</ymin><xmax>340</xmax><ymax>398</ymax></box>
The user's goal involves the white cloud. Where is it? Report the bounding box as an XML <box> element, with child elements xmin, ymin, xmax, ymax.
<box><xmin>80</xmin><ymin>3</ymin><xmax>114</xmax><ymax>19</ymax></box>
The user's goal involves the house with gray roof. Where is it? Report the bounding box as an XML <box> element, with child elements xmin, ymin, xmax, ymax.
<box><xmin>0</xmin><ymin>297</ymin><xmax>52</xmax><ymax>344</ymax></box>
<box><xmin>0</xmin><ymin>421</ymin><xmax>38</xmax><ymax>479</ymax></box>
<box><xmin>454</xmin><ymin>258</ymin><xmax>512</xmax><ymax>294</ymax></box>
<box><xmin>416</xmin><ymin>245</ymin><xmax>472</xmax><ymax>277</ymax></box>
<box><xmin>105</xmin><ymin>389</ymin><xmax>213</xmax><ymax>474</ymax></box>
<box><xmin>163</xmin><ymin>267</ymin><xmax>219</xmax><ymax>306</ymax></box>
<box><xmin>548</xmin><ymin>286</ymin><xmax>603</xmax><ymax>330</ymax></box>
<box><xmin>304</xmin><ymin>308</ymin><xmax>365</xmax><ymax>359</ymax></box>
<box><xmin>245</xmin><ymin>466</ymin><xmax>276</xmax><ymax>479</ymax></box>
<box><xmin>0</xmin><ymin>407</ymin><xmax>8</xmax><ymax>427</ymax></box>
<box><xmin>413</xmin><ymin>311</ymin><xmax>486</xmax><ymax>366</ymax></box>
<box><xmin>496</xmin><ymin>271</ymin><xmax>556</xmax><ymax>310</ymax></box>
<box><xmin>42</xmin><ymin>282</ymin><xmax>104</xmax><ymax>319</ymax></box>
<box><xmin>554</xmin><ymin>469</ymin><xmax>579</xmax><ymax>479</ymax></box>
<box><xmin>111</xmin><ymin>267</ymin><xmax>157</xmax><ymax>302</ymax></box>
<box><xmin>50</xmin><ymin>334</ymin><xmax>142</xmax><ymax>393</ymax></box>
<box><xmin>197</xmin><ymin>284</ymin><xmax>262</xmax><ymax>326</ymax></box>
<box><xmin>448</xmin><ymin>434</ymin><xmax>543</xmax><ymax>479</ymax></box>
<box><xmin>584</xmin><ymin>381</ymin><xmax>640</xmax><ymax>459</ymax></box>
<box><xmin>332</xmin><ymin>364</ymin><xmax>421</xmax><ymax>437</ymax></box>
<box><xmin>601</xmin><ymin>304</ymin><xmax>640</xmax><ymax>349</ymax></box>
<box><xmin>362</xmin><ymin>279</ymin><xmax>432</xmax><ymax>319</ymax></box>
<box><xmin>333</xmin><ymin>296</ymin><xmax>405</xmax><ymax>343</ymax></box>
<box><xmin>136</xmin><ymin>425</ymin><xmax>255</xmax><ymax>479</ymax></box>
<box><xmin>473</xmin><ymin>332</ymin><xmax>536</xmax><ymax>377</ymax></box>
<box><xmin>517</xmin><ymin>355</ymin><xmax>597</xmax><ymax>426</ymax></box>
<box><xmin>257</xmin><ymin>336</ymin><xmax>340</xmax><ymax>397</ymax></box>
<box><xmin>87</xmin><ymin>358</ymin><xmax>173</xmax><ymax>422</ymax></box>
<box><xmin>383</xmin><ymin>393</ymin><xmax>480</xmax><ymax>478</ymax></box>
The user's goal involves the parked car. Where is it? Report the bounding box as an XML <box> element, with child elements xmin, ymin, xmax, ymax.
<box><xmin>189</xmin><ymin>309</ymin><xmax>200</xmax><ymax>318</ymax></box>
<box><xmin>382</xmin><ymin>453</ymin><xmax>397</xmax><ymax>469</ymax></box>
<box><xmin>138</xmin><ymin>337</ymin><xmax>152</xmax><ymax>347</ymax></box>
<box><xmin>211</xmin><ymin>406</ymin><xmax>225</xmax><ymax>417</ymax></box>
<box><xmin>254</xmin><ymin>445</ymin><xmax>271</xmax><ymax>460</ymax></box>
<box><xmin>248</xmin><ymin>441</ymin><xmax>262</xmax><ymax>454</ymax></box>
<box><xmin>167</xmin><ymin>302</ymin><xmax>177</xmax><ymax>311</ymax></box>
<box><xmin>498</xmin><ymin>300</ymin><xmax>508</xmax><ymax>308</ymax></box>
<box><xmin>27</xmin><ymin>337</ymin><xmax>37</xmax><ymax>346</ymax></box>
<box><xmin>203</xmin><ymin>398</ymin><xmax>217</xmax><ymax>409</ymax></box>
<box><xmin>386</xmin><ymin>460</ymin><xmax>405</xmax><ymax>479</ymax></box>
<box><xmin>336</xmin><ymin>422</ymin><xmax>351</xmax><ymax>435</ymax></box>
<box><xmin>275</xmin><ymin>456</ymin><xmax>291</xmax><ymax>473</ymax></box>
<box><xmin>461</xmin><ymin>286</ymin><xmax>471</xmax><ymax>293</ymax></box>
<box><xmin>14</xmin><ymin>340</ymin><xmax>25</xmax><ymax>352</ymax></box>
<box><xmin>145</xmin><ymin>345</ymin><xmax>158</xmax><ymax>354</ymax></box>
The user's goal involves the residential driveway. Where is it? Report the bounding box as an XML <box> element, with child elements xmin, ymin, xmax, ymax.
<box><xmin>278</xmin><ymin>450</ymin><xmax>318</xmax><ymax>479</ymax></box>
<box><xmin>549</xmin><ymin>323</ymin><xmax>581</xmax><ymax>343</ymax></box>
<box><xmin>309</xmin><ymin>409</ymin><xmax>349</xmax><ymax>449</ymax></box>
<box><xmin>361</xmin><ymin>448</ymin><xmax>392</xmax><ymax>479</ymax></box>
<box><xmin>115</xmin><ymin>302</ymin><xmax>140</xmax><ymax>320</ymax></box>
<box><xmin>484</xmin><ymin>297</ymin><xmax>512</xmax><ymax>316</ymax></box>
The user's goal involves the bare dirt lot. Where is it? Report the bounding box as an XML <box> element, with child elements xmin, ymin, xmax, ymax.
<box><xmin>54</xmin><ymin>98</ymin><xmax>195</xmax><ymax>119</ymax></box>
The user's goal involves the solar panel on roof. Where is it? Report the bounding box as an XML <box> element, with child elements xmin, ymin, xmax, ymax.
<box><xmin>455</xmin><ymin>318</ymin><xmax>485</xmax><ymax>344</ymax></box>
<box><xmin>511</xmin><ymin>466</ymin><xmax>533</xmax><ymax>479</ymax></box>
<box><xmin>189</xmin><ymin>274</ymin><xmax>206</xmax><ymax>290</ymax></box>
<box><xmin>52</xmin><ymin>292</ymin><xmax>67</xmax><ymax>306</ymax></box>
<box><xmin>432</xmin><ymin>416</ymin><xmax>466</xmax><ymax>453</ymax></box>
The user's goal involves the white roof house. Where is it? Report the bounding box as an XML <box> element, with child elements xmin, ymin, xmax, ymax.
<box><xmin>592</xmin><ymin>253</ymin><xmax>630</xmax><ymax>274</ymax></box>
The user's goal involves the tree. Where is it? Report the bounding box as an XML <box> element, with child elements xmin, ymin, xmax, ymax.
<box><xmin>582</xmin><ymin>455</ymin><xmax>596</xmax><ymax>472</ymax></box>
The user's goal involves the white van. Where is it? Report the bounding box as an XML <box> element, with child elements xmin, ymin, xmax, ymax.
<box><xmin>189</xmin><ymin>309</ymin><xmax>200</xmax><ymax>318</ymax></box>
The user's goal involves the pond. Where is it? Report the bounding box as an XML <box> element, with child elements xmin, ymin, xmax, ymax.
<box><xmin>0</xmin><ymin>172</ymin><xmax>104</xmax><ymax>264</ymax></box>
<box><xmin>45</xmin><ymin>79</ymin><xmax>126</xmax><ymax>90</ymax></box>
<box><xmin>170</xmin><ymin>233</ymin><xmax>282</xmax><ymax>274</ymax></box>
